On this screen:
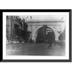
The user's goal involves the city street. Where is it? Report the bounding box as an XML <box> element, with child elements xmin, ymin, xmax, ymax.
<box><xmin>6</xmin><ymin>42</ymin><xmax>65</xmax><ymax>56</ymax></box>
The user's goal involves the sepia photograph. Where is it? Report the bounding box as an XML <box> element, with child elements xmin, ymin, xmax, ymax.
<box><xmin>2</xmin><ymin>10</ymin><xmax>71</xmax><ymax>62</ymax></box>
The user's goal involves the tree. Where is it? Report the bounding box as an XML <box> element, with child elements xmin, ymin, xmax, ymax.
<box><xmin>14</xmin><ymin>16</ymin><xmax>30</xmax><ymax>42</ymax></box>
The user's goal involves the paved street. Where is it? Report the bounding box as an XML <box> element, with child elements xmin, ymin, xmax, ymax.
<box><xmin>6</xmin><ymin>42</ymin><xmax>65</xmax><ymax>56</ymax></box>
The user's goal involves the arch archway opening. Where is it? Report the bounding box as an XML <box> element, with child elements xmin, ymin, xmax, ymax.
<box><xmin>35</xmin><ymin>25</ymin><xmax>55</xmax><ymax>43</ymax></box>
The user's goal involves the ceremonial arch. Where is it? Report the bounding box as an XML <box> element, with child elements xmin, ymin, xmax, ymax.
<box><xmin>27</xmin><ymin>20</ymin><xmax>64</xmax><ymax>42</ymax></box>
